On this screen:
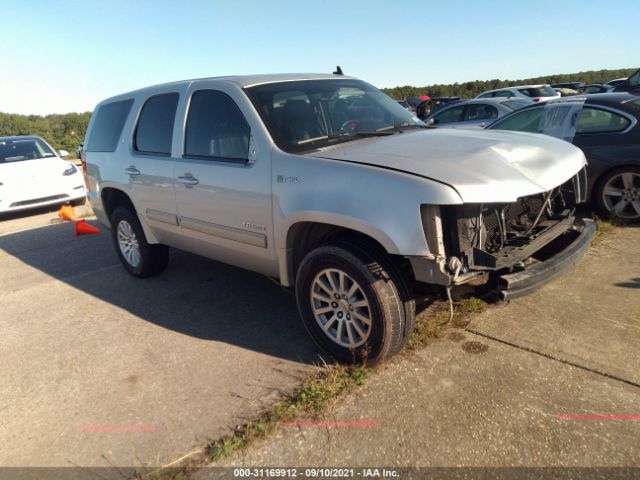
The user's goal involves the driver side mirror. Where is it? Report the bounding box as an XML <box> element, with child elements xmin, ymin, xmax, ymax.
<box><xmin>59</xmin><ymin>150</ymin><xmax>69</xmax><ymax>158</ymax></box>
<box><xmin>427</xmin><ymin>118</ymin><xmax>436</xmax><ymax>126</ymax></box>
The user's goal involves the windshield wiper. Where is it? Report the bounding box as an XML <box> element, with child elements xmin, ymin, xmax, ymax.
<box><xmin>296</xmin><ymin>130</ymin><xmax>393</xmax><ymax>145</ymax></box>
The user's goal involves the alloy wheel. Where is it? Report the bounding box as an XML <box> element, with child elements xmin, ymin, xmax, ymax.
<box><xmin>310</xmin><ymin>268</ymin><xmax>372</xmax><ymax>349</ymax></box>
<box><xmin>117</xmin><ymin>220</ymin><xmax>141</xmax><ymax>267</ymax></box>
<box><xmin>602</xmin><ymin>171</ymin><xmax>640</xmax><ymax>220</ymax></box>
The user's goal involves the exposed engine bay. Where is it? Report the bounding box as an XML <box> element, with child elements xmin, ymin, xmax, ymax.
<box><xmin>442</xmin><ymin>167</ymin><xmax>588</xmax><ymax>274</ymax></box>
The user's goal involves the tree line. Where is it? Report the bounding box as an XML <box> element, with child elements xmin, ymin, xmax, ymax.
<box><xmin>0</xmin><ymin>112</ymin><xmax>91</xmax><ymax>155</ymax></box>
<box><xmin>0</xmin><ymin>68</ymin><xmax>635</xmax><ymax>152</ymax></box>
<box><xmin>380</xmin><ymin>68</ymin><xmax>636</xmax><ymax>100</ymax></box>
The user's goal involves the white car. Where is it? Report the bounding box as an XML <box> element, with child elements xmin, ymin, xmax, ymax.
<box><xmin>0</xmin><ymin>135</ymin><xmax>86</xmax><ymax>214</ymax></box>
<box><xmin>475</xmin><ymin>84</ymin><xmax>560</xmax><ymax>103</ymax></box>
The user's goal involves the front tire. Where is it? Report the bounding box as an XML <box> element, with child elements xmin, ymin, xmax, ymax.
<box><xmin>111</xmin><ymin>206</ymin><xmax>169</xmax><ymax>278</ymax></box>
<box><xmin>295</xmin><ymin>244</ymin><xmax>413</xmax><ymax>363</ymax></box>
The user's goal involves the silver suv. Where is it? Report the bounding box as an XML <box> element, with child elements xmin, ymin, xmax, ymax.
<box><xmin>83</xmin><ymin>73</ymin><xmax>595</xmax><ymax>362</ymax></box>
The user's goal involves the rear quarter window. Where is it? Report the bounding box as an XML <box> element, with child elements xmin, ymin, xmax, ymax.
<box><xmin>576</xmin><ymin>107</ymin><xmax>631</xmax><ymax>134</ymax></box>
<box><xmin>86</xmin><ymin>99</ymin><xmax>134</xmax><ymax>152</ymax></box>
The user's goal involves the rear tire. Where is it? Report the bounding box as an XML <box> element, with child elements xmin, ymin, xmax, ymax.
<box><xmin>295</xmin><ymin>243</ymin><xmax>414</xmax><ymax>364</ymax></box>
<box><xmin>111</xmin><ymin>206</ymin><xmax>169</xmax><ymax>278</ymax></box>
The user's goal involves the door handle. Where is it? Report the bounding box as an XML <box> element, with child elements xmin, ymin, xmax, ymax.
<box><xmin>125</xmin><ymin>166</ymin><xmax>141</xmax><ymax>176</ymax></box>
<box><xmin>177</xmin><ymin>173</ymin><xmax>199</xmax><ymax>188</ymax></box>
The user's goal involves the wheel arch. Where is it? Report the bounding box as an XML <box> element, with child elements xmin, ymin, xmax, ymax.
<box><xmin>280</xmin><ymin>219</ymin><xmax>408</xmax><ymax>288</ymax></box>
<box><xmin>100</xmin><ymin>187</ymin><xmax>160</xmax><ymax>243</ymax></box>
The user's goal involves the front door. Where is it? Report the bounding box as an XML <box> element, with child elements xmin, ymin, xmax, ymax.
<box><xmin>172</xmin><ymin>87</ymin><xmax>276</xmax><ymax>276</ymax></box>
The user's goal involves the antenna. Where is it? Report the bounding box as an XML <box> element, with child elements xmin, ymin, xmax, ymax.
<box><xmin>333</xmin><ymin>66</ymin><xmax>343</xmax><ymax>75</ymax></box>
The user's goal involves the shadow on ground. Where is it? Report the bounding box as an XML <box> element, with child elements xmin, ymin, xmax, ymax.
<box><xmin>615</xmin><ymin>277</ymin><xmax>640</xmax><ymax>289</ymax></box>
<box><xmin>0</xmin><ymin>220</ymin><xmax>322</xmax><ymax>365</ymax></box>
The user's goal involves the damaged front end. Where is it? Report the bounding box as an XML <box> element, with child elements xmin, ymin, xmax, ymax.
<box><xmin>412</xmin><ymin>167</ymin><xmax>595</xmax><ymax>300</ymax></box>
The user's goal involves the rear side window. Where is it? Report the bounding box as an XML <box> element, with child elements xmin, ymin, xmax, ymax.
<box><xmin>134</xmin><ymin>93</ymin><xmax>179</xmax><ymax>155</ymax></box>
<box><xmin>493</xmin><ymin>90</ymin><xmax>513</xmax><ymax>98</ymax></box>
<box><xmin>184</xmin><ymin>90</ymin><xmax>250</xmax><ymax>161</ymax></box>
<box><xmin>86</xmin><ymin>99</ymin><xmax>133</xmax><ymax>152</ymax></box>
<box><xmin>576</xmin><ymin>107</ymin><xmax>631</xmax><ymax>134</ymax></box>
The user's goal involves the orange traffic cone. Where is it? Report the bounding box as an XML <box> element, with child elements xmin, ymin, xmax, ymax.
<box><xmin>75</xmin><ymin>219</ymin><xmax>101</xmax><ymax>235</ymax></box>
<box><xmin>58</xmin><ymin>205</ymin><xmax>75</xmax><ymax>222</ymax></box>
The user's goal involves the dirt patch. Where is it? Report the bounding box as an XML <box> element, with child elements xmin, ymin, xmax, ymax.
<box><xmin>448</xmin><ymin>331</ymin><xmax>466</xmax><ymax>343</ymax></box>
<box><xmin>452</xmin><ymin>316</ymin><xmax>472</xmax><ymax>329</ymax></box>
<box><xmin>461</xmin><ymin>341</ymin><xmax>489</xmax><ymax>354</ymax></box>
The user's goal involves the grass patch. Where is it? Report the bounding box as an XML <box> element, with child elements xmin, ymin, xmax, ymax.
<box><xmin>456</xmin><ymin>297</ymin><xmax>487</xmax><ymax>315</ymax></box>
<box><xmin>206</xmin><ymin>363</ymin><xmax>371</xmax><ymax>463</ymax></box>
<box><xmin>592</xmin><ymin>215</ymin><xmax>627</xmax><ymax>246</ymax></box>
<box><xmin>594</xmin><ymin>216</ymin><xmax>617</xmax><ymax>242</ymax></box>
<box><xmin>407</xmin><ymin>296</ymin><xmax>489</xmax><ymax>350</ymax></box>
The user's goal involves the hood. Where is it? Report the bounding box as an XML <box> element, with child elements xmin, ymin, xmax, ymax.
<box><xmin>307</xmin><ymin>128</ymin><xmax>586</xmax><ymax>203</ymax></box>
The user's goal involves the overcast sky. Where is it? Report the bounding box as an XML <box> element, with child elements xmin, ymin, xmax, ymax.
<box><xmin>1</xmin><ymin>0</ymin><xmax>637</xmax><ymax>115</ymax></box>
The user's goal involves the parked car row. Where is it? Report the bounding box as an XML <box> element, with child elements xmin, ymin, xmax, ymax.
<box><xmin>412</xmin><ymin>70</ymin><xmax>640</xmax><ymax>221</ymax></box>
<box><xmin>550</xmin><ymin>70</ymin><xmax>640</xmax><ymax>97</ymax></box>
<box><xmin>423</xmin><ymin>97</ymin><xmax>532</xmax><ymax>128</ymax></box>
<box><xmin>476</xmin><ymin>84</ymin><xmax>560</xmax><ymax>103</ymax></box>
<box><xmin>488</xmin><ymin>93</ymin><xmax>640</xmax><ymax>220</ymax></box>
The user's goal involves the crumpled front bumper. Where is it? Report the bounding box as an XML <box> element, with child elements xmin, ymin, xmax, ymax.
<box><xmin>498</xmin><ymin>218</ymin><xmax>595</xmax><ymax>300</ymax></box>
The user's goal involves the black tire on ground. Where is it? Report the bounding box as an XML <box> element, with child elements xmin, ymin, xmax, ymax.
<box><xmin>111</xmin><ymin>206</ymin><xmax>169</xmax><ymax>278</ymax></box>
<box><xmin>594</xmin><ymin>166</ymin><xmax>640</xmax><ymax>222</ymax></box>
<box><xmin>295</xmin><ymin>243</ymin><xmax>414</xmax><ymax>364</ymax></box>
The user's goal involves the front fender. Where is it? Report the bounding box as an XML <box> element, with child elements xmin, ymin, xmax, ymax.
<box><xmin>272</xmin><ymin>152</ymin><xmax>463</xmax><ymax>284</ymax></box>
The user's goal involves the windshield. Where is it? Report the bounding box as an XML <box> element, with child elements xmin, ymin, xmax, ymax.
<box><xmin>0</xmin><ymin>137</ymin><xmax>56</xmax><ymax>163</ymax></box>
<box><xmin>245</xmin><ymin>79</ymin><xmax>424</xmax><ymax>152</ymax></box>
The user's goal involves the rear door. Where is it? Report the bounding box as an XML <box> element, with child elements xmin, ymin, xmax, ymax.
<box><xmin>125</xmin><ymin>90</ymin><xmax>182</xmax><ymax>244</ymax></box>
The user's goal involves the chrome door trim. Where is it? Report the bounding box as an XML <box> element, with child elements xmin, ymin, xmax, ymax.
<box><xmin>180</xmin><ymin>216</ymin><xmax>267</xmax><ymax>248</ymax></box>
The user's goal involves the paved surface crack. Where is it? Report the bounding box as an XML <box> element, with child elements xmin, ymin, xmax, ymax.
<box><xmin>465</xmin><ymin>328</ymin><xmax>640</xmax><ymax>389</ymax></box>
